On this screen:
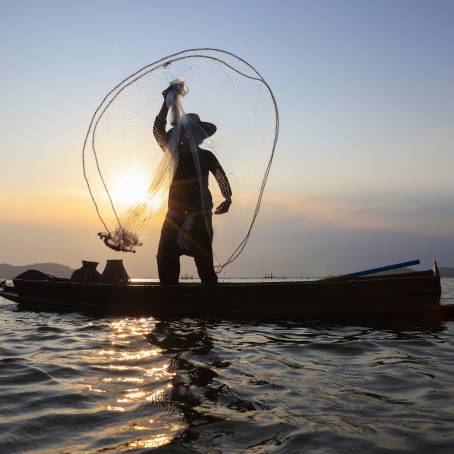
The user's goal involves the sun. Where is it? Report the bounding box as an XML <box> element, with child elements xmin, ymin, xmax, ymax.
<box><xmin>146</xmin><ymin>188</ymin><xmax>165</xmax><ymax>212</ymax></box>
<box><xmin>110</xmin><ymin>172</ymin><xmax>165</xmax><ymax>212</ymax></box>
<box><xmin>111</xmin><ymin>173</ymin><xmax>149</xmax><ymax>207</ymax></box>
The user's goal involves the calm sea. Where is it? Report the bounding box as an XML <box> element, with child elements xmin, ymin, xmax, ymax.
<box><xmin>1</xmin><ymin>279</ymin><xmax>454</xmax><ymax>453</ymax></box>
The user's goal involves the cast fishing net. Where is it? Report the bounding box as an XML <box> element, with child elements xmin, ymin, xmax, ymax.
<box><xmin>82</xmin><ymin>48</ymin><xmax>279</xmax><ymax>272</ymax></box>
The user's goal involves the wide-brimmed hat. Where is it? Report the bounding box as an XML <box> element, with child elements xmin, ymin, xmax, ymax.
<box><xmin>171</xmin><ymin>113</ymin><xmax>217</xmax><ymax>137</ymax></box>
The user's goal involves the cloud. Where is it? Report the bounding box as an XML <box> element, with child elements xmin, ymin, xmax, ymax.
<box><xmin>0</xmin><ymin>190</ymin><xmax>94</xmax><ymax>226</ymax></box>
<box><xmin>260</xmin><ymin>191</ymin><xmax>454</xmax><ymax>236</ymax></box>
<box><xmin>1</xmin><ymin>189</ymin><xmax>453</xmax><ymax>277</ymax></box>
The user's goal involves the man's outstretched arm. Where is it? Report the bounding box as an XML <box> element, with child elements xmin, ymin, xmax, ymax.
<box><xmin>213</xmin><ymin>165</ymin><xmax>232</xmax><ymax>214</ymax></box>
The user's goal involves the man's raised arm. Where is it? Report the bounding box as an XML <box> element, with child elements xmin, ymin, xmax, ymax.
<box><xmin>153</xmin><ymin>99</ymin><xmax>170</xmax><ymax>150</ymax></box>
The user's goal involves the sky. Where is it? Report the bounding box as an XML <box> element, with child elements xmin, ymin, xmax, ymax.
<box><xmin>1</xmin><ymin>0</ymin><xmax>454</xmax><ymax>277</ymax></box>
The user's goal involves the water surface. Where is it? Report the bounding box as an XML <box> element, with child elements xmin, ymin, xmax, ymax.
<box><xmin>1</xmin><ymin>279</ymin><xmax>454</xmax><ymax>453</ymax></box>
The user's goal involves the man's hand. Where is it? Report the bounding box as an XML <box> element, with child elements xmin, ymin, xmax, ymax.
<box><xmin>215</xmin><ymin>198</ymin><xmax>231</xmax><ymax>215</ymax></box>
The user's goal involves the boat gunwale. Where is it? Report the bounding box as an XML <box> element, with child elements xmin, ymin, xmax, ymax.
<box><xmin>10</xmin><ymin>268</ymin><xmax>438</xmax><ymax>290</ymax></box>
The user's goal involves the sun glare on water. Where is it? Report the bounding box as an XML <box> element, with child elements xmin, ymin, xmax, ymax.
<box><xmin>111</xmin><ymin>173</ymin><xmax>164</xmax><ymax>212</ymax></box>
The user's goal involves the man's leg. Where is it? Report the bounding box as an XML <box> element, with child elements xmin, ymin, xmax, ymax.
<box><xmin>194</xmin><ymin>252</ymin><xmax>218</xmax><ymax>285</ymax></box>
<box><xmin>192</xmin><ymin>213</ymin><xmax>217</xmax><ymax>285</ymax></box>
<box><xmin>157</xmin><ymin>250</ymin><xmax>180</xmax><ymax>284</ymax></box>
<box><xmin>157</xmin><ymin>213</ymin><xmax>181</xmax><ymax>285</ymax></box>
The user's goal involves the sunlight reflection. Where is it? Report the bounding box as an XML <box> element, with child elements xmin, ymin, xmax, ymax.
<box><xmin>101</xmin><ymin>377</ymin><xmax>145</xmax><ymax>383</ymax></box>
<box><xmin>97</xmin><ymin>349</ymin><xmax>159</xmax><ymax>361</ymax></box>
<box><xmin>105</xmin><ymin>365</ymin><xmax>142</xmax><ymax>371</ymax></box>
<box><xmin>145</xmin><ymin>387</ymin><xmax>167</xmax><ymax>402</ymax></box>
<box><xmin>107</xmin><ymin>405</ymin><xmax>125</xmax><ymax>412</ymax></box>
<box><xmin>124</xmin><ymin>390</ymin><xmax>146</xmax><ymax>400</ymax></box>
<box><xmin>128</xmin><ymin>435</ymin><xmax>174</xmax><ymax>449</ymax></box>
<box><xmin>79</xmin><ymin>317</ymin><xmax>185</xmax><ymax>450</ymax></box>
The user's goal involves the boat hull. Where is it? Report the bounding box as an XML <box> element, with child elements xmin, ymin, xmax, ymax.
<box><xmin>1</xmin><ymin>269</ymin><xmax>442</xmax><ymax>318</ymax></box>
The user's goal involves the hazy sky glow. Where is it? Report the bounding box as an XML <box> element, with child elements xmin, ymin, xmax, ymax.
<box><xmin>1</xmin><ymin>0</ymin><xmax>454</xmax><ymax>276</ymax></box>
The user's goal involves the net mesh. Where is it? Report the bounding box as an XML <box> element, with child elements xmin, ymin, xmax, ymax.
<box><xmin>82</xmin><ymin>48</ymin><xmax>279</xmax><ymax>272</ymax></box>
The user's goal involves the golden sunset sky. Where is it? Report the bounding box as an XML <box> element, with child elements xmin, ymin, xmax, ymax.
<box><xmin>2</xmin><ymin>0</ymin><xmax>454</xmax><ymax>277</ymax></box>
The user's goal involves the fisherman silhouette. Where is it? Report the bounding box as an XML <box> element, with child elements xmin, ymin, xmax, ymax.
<box><xmin>154</xmin><ymin>85</ymin><xmax>232</xmax><ymax>285</ymax></box>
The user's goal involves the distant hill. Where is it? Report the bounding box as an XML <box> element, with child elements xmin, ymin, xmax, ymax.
<box><xmin>0</xmin><ymin>263</ymin><xmax>74</xmax><ymax>279</ymax></box>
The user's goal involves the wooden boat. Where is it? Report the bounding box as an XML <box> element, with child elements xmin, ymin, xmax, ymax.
<box><xmin>0</xmin><ymin>262</ymin><xmax>443</xmax><ymax>318</ymax></box>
